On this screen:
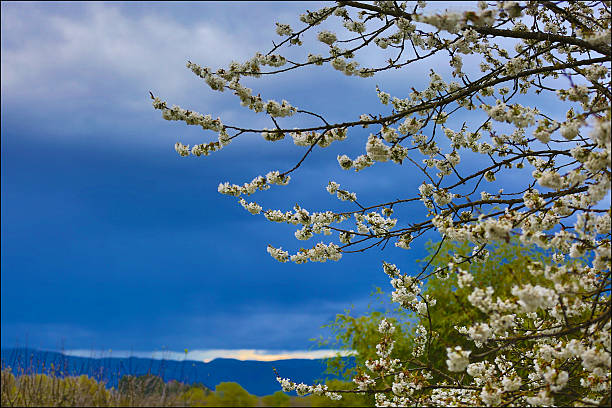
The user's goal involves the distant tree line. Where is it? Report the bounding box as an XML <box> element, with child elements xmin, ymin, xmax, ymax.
<box><xmin>1</xmin><ymin>369</ymin><xmax>369</xmax><ymax>407</ymax></box>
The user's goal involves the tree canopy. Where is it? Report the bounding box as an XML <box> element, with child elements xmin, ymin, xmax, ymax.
<box><xmin>153</xmin><ymin>1</ymin><xmax>611</xmax><ymax>406</ymax></box>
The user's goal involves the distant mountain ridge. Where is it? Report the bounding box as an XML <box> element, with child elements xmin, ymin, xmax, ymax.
<box><xmin>1</xmin><ymin>348</ymin><xmax>353</xmax><ymax>396</ymax></box>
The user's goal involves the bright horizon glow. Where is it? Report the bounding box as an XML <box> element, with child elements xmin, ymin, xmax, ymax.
<box><xmin>60</xmin><ymin>348</ymin><xmax>356</xmax><ymax>363</ymax></box>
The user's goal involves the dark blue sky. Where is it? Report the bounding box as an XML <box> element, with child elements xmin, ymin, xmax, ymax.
<box><xmin>1</xmin><ymin>1</ymin><xmax>440</xmax><ymax>356</ymax></box>
<box><xmin>2</xmin><ymin>1</ymin><xmax>587</xmax><ymax>360</ymax></box>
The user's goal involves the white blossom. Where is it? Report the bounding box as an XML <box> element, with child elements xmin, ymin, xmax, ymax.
<box><xmin>446</xmin><ymin>346</ymin><xmax>471</xmax><ymax>372</ymax></box>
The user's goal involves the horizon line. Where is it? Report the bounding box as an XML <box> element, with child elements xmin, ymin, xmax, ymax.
<box><xmin>0</xmin><ymin>348</ymin><xmax>357</xmax><ymax>363</ymax></box>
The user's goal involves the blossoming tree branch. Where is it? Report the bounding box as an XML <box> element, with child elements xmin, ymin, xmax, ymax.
<box><xmin>152</xmin><ymin>1</ymin><xmax>610</xmax><ymax>406</ymax></box>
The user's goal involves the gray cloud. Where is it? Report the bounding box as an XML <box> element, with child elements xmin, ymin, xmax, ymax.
<box><xmin>1</xmin><ymin>3</ymin><xmax>261</xmax><ymax>105</ymax></box>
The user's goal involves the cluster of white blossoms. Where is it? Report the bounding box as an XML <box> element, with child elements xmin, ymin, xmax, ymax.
<box><xmin>483</xmin><ymin>101</ymin><xmax>537</xmax><ymax>129</ymax></box>
<box><xmin>326</xmin><ymin>181</ymin><xmax>357</xmax><ymax>202</ymax></box>
<box><xmin>159</xmin><ymin>59</ymin><xmax>300</xmax><ymax>124</ymax></box>
<box><xmin>275</xmin><ymin>22</ymin><xmax>293</xmax><ymax>37</ymax></box>
<box><xmin>301</xmin><ymin>127</ymin><xmax>347</xmax><ymax>147</ymax></box>
<box><xmin>152</xmin><ymin>99</ymin><xmax>223</xmax><ymax>132</ymax></box>
<box><xmin>293</xmin><ymin>241</ymin><xmax>343</xmax><ymax>263</ymax></box>
<box><xmin>239</xmin><ymin>198</ymin><xmax>262</xmax><ymax>215</ymax></box>
<box><xmin>446</xmin><ymin>346</ymin><xmax>471</xmax><ymax>372</ymax></box>
<box><xmin>217</xmin><ymin>171</ymin><xmax>290</xmax><ymax>197</ymax></box>
<box><xmin>158</xmin><ymin>0</ymin><xmax>611</xmax><ymax>405</ymax></box>
<box><xmin>334</xmin><ymin>132</ymin><xmax>410</xmax><ymax>172</ymax></box>
<box><xmin>262</xmin><ymin>201</ymin><xmax>345</xmax><ymax>263</ymax></box>
<box><xmin>276</xmin><ymin>376</ymin><xmax>342</xmax><ymax>400</ymax></box>
<box><xmin>317</xmin><ymin>30</ymin><xmax>337</xmax><ymax>45</ymax></box>
<box><xmin>363</xmin><ymin>318</ymin><xmax>402</xmax><ymax>375</ymax></box>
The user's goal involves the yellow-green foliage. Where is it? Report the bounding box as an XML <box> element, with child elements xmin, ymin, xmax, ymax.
<box><xmin>321</xmin><ymin>238</ymin><xmax>581</xmax><ymax>382</ymax></box>
<box><xmin>1</xmin><ymin>369</ymin><xmax>113</xmax><ymax>407</ymax></box>
<box><xmin>205</xmin><ymin>382</ymin><xmax>258</xmax><ymax>407</ymax></box>
<box><xmin>261</xmin><ymin>390</ymin><xmax>291</xmax><ymax>407</ymax></box>
<box><xmin>1</xmin><ymin>369</ymin><xmax>319</xmax><ymax>407</ymax></box>
<box><xmin>0</xmin><ymin>369</ymin><xmax>209</xmax><ymax>407</ymax></box>
<box><xmin>116</xmin><ymin>374</ymin><xmax>198</xmax><ymax>406</ymax></box>
<box><xmin>178</xmin><ymin>387</ymin><xmax>209</xmax><ymax>407</ymax></box>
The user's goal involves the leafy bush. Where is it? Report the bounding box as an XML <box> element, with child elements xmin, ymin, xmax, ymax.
<box><xmin>261</xmin><ymin>390</ymin><xmax>291</xmax><ymax>407</ymax></box>
<box><xmin>1</xmin><ymin>369</ymin><xmax>113</xmax><ymax>407</ymax></box>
